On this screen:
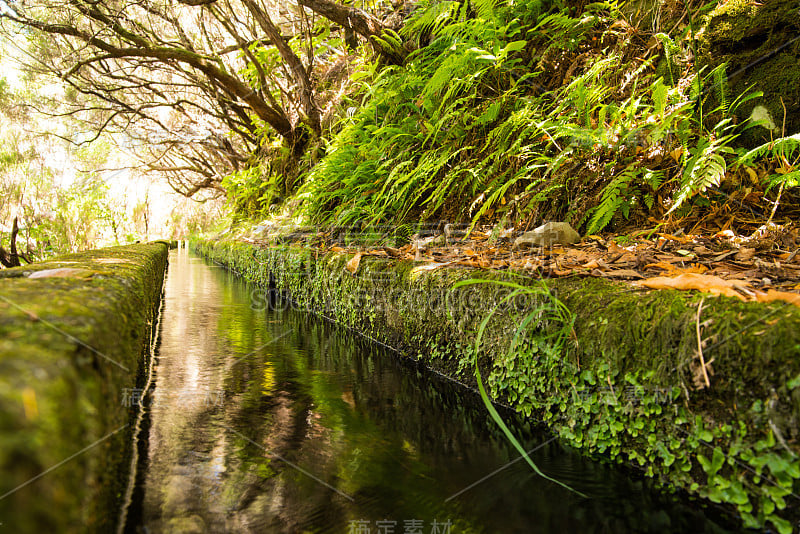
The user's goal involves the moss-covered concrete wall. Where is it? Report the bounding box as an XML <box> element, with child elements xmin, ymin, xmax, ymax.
<box><xmin>0</xmin><ymin>242</ymin><xmax>169</xmax><ymax>533</ymax></box>
<box><xmin>193</xmin><ymin>238</ymin><xmax>800</xmax><ymax>532</ymax></box>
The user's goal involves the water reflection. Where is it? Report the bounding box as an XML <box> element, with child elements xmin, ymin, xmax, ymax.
<box><xmin>134</xmin><ymin>250</ymin><xmax>740</xmax><ymax>533</ymax></box>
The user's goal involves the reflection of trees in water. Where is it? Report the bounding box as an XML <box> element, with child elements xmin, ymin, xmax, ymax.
<box><xmin>256</xmin><ymin>306</ymin><xmax>734</xmax><ymax>533</ymax></box>
<box><xmin>142</xmin><ymin>261</ymin><xmax>736</xmax><ymax>533</ymax></box>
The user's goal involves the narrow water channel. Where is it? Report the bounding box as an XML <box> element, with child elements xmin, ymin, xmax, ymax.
<box><xmin>128</xmin><ymin>249</ymin><xmax>740</xmax><ymax>533</ymax></box>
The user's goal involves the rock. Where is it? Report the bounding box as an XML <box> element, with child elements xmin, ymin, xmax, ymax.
<box><xmin>749</xmin><ymin>106</ymin><xmax>778</xmax><ymax>131</ymax></box>
<box><xmin>513</xmin><ymin>222</ymin><xmax>581</xmax><ymax>248</ymax></box>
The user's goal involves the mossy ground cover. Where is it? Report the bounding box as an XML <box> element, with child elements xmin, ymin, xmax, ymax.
<box><xmin>0</xmin><ymin>242</ymin><xmax>169</xmax><ymax>533</ymax></box>
<box><xmin>194</xmin><ymin>237</ymin><xmax>800</xmax><ymax>532</ymax></box>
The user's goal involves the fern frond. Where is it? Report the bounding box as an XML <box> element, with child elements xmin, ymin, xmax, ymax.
<box><xmin>655</xmin><ymin>33</ymin><xmax>679</xmax><ymax>85</ymax></box>
<box><xmin>587</xmin><ymin>167</ymin><xmax>640</xmax><ymax>234</ymax></box>
<box><xmin>472</xmin><ymin>0</ymin><xmax>506</xmax><ymax>19</ymax></box>
<box><xmin>765</xmin><ymin>170</ymin><xmax>800</xmax><ymax>194</ymax></box>
<box><xmin>738</xmin><ymin>133</ymin><xmax>800</xmax><ymax>166</ymax></box>
<box><xmin>402</xmin><ymin>1</ymin><xmax>460</xmax><ymax>44</ymax></box>
<box><xmin>668</xmin><ymin>139</ymin><xmax>732</xmax><ymax>215</ymax></box>
<box><xmin>711</xmin><ymin>64</ymin><xmax>728</xmax><ymax>115</ymax></box>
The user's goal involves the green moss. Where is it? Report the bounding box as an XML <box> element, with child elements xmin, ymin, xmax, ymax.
<box><xmin>194</xmin><ymin>237</ymin><xmax>800</xmax><ymax>531</ymax></box>
<box><xmin>0</xmin><ymin>243</ymin><xmax>168</xmax><ymax>532</ymax></box>
<box><xmin>696</xmin><ymin>0</ymin><xmax>800</xmax><ymax>146</ymax></box>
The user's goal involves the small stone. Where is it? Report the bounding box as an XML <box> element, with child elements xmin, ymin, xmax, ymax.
<box><xmin>513</xmin><ymin>222</ymin><xmax>581</xmax><ymax>248</ymax></box>
<box><xmin>749</xmin><ymin>105</ymin><xmax>777</xmax><ymax>131</ymax></box>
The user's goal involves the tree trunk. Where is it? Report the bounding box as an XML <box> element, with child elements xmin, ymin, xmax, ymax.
<box><xmin>297</xmin><ymin>0</ymin><xmax>406</xmax><ymax>64</ymax></box>
<box><xmin>0</xmin><ymin>217</ymin><xmax>22</xmax><ymax>268</ymax></box>
<box><xmin>242</xmin><ymin>0</ymin><xmax>322</xmax><ymax>136</ymax></box>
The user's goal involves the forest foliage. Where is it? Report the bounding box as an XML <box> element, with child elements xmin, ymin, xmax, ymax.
<box><xmin>2</xmin><ymin>0</ymin><xmax>798</xmax><ymax>240</ymax></box>
<box><xmin>295</xmin><ymin>0</ymin><xmax>799</xmax><ymax>236</ymax></box>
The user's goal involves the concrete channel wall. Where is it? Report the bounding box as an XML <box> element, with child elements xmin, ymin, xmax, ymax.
<box><xmin>193</xmin><ymin>238</ymin><xmax>800</xmax><ymax>531</ymax></box>
<box><xmin>0</xmin><ymin>242</ymin><xmax>170</xmax><ymax>533</ymax></box>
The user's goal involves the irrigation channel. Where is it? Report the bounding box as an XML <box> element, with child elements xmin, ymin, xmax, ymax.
<box><xmin>122</xmin><ymin>248</ymin><xmax>742</xmax><ymax>533</ymax></box>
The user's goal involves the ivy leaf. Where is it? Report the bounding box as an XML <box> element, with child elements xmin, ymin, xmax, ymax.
<box><xmin>711</xmin><ymin>447</ymin><xmax>725</xmax><ymax>474</ymax></box>
<box><xmin>768</xmin><ymin>516</ymin><xmax>793</xmax><ymax>534</ymax></box>
<box><xmin>726</xmin><ymin>482</ymin><xmax>749</xmax><ymax>506</ymax></box>
<box><xmin>786</xmin><ymin>373</ymin><xmax>800</xmax><ymax>390</ymax></box>
<box><xmin>698</xmin><ymin>454</ymin><xmax>711</xmax><ymax>473</ymax></box>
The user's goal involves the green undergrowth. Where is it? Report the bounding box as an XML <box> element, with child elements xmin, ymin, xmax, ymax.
<box><xmin>0</xmin><ymin>243</ymin><xmax>168</xmax><ymax>532</ymax></box>
<box><xmin>219</xmin><ymin>0</ymin><xmax>800</xmax><ymax>235</ymax></box>
<box><xmin>194</xmin><ymin>237</ymin><xmax>800</xmax><ymax>532</ymax></box>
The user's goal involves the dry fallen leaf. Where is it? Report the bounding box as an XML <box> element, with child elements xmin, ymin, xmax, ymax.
<box><xmin>645</xmin><ymin>261</ymin><xmax>708</xmax><ymax>276</ymax></box>
<box><xmin>412</xmin><ymin>262</ymin><xmax>453</xmax><ymax>272</ymax></box>
<box><xmin>614</xmin><ymin>252</ymin><xmax>638</xmax><ymax>264</ymax></box>
<box><xmin>755</xmin><ymin>290</ymin><xmax>800</xmax><ymax>307</ymax></box>
<box><xmin>583</xmin><ymin>258</ymin><xmax>611</xmax><ymax>270</ymax></box>
<box><xmin>734</xmin><ymin>247</ymin><xmax>755</xmax><ymax>261</ymax></box>
<box><xmin>602</xmin><ymin>269</ymin><xmax>644</xmax><ymax>279</ymax></box>
<box><xmin>383</xmin><ymin>246</ymin><xmax>402</xmax><ymax>257</ymax></box>
<box><xmin>657</xmin><ymin>232</ymin><xmax>691</xmax><ymax>244</ymax></box>
<box><xmin>638</xmin><ymin>273</ymin><xmax>749</xmax><ymax>300</ymax></box>
<box><xmin>711</xmin><ymin>250</ymin><xmax>737</xmax><ymax>262</ymax></box>
<box><xmin>607</xmin><ymin>242</ymin><xmax>626</xmax><ymax>254</ymax></box>
<box><xmin>345</xmin><ymin>252</ymin><xmax>362</xmax><ymax>274</ymax></box>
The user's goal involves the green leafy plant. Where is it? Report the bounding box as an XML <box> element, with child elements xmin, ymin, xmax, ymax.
<box><xmin>587</xmin><ymin>167</ymin><xmax>665</xmax><ymax>234</ymax></box>
<box><xmin>667</xmin><ymin>133</ymin><xmax>734</xmax><ymax>215</ymax></box>
<box><xmin>738</xmin><ymin>133</ymin><xmax>800</xmax><ymax>192</ymax></box>
<box><xmin>454</xmin><ymin>276</ymin><xmax>584</xmax><ymax>496</ymax></box>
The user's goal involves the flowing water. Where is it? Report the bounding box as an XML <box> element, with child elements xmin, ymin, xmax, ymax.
<box><xmin>126</xmin><ymin>249</ymin><xmax>741</xmax><ymax>533</ymax></box>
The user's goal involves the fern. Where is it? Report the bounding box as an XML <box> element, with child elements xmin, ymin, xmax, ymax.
<box><xmin>738</xmin><ymin>133</ymin><xmax>800</xmax><ymax>194</ymax></box>
<box><xmin>738</xmin><ymin>133</ymin><xmax>800</xmax><ymax>166</ymax></box>
<box><xmin>668</xmin><ymin>137</ymin><xmax>733</xmax><ymax>215</ymax></box>
<box><xmin>471</xmin><ymin>0</ymin><xmax>506</xmax><ymax>19</ymax></box>
<box><xmin>587</xmin><ymin>167</ymin><xmax>640</xmax><ymax>234</ymax></box>
<box><xmin>651</xmin><ymin>77</ymin><xmax>668</xmax><ymax>117</ymax></box>
<box><xmin>711</xmin><ymin>64</ymin><xmax>728</xmax><ymax>115</ymax></box>
<box><xmin>655</xmin><ymin>33</ymin><xmax>680</xmax><ymax>85</ymax></box>
<box><xmin>295</xmin><ymin>0</ymin><xmax>758</xmax><ymax>235</ymax></box>
<box><xmin>765</xmin><ymin>171</ymin><xmax>800</xmax><ymax>194</ymax></box>
<box><xmin>401</xmin><ymin>1</ymin><xmax>460</xmax><ymax>46</ymax></box>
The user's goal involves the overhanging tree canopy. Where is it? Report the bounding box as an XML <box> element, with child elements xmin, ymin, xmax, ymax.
<box><xmin>0</xmin><ymin>0</ymin><xmax>401</xmax><ymax>197</ymax></box>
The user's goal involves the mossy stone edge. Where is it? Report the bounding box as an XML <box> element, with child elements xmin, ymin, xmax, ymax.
<box><xmin>193</xmin><ymin>238</ymin><xmax>800</xmax><ymax>531</ymax></box>
<box><xmin>0</xmin><ymin>242</ymin><xmax>169</xmax><ymax>532</ymax></box>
